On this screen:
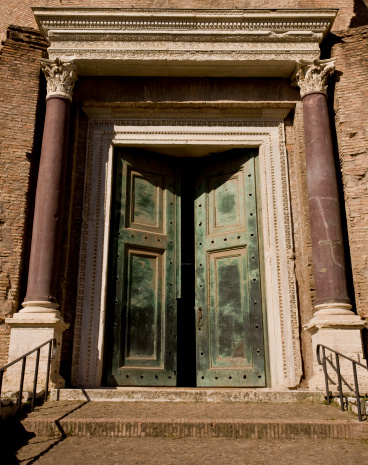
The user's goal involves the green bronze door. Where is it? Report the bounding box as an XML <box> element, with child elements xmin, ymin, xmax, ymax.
<box><xmin>195</xmin><ymin>150</ymin><xmax>266</xmax><ymax>387</ymax></box>
<box><xmin>107</xmin><ymin>148</ymin><xmax>178</xmax><ymax>386</ymax></box>
<box><xmin>107</xmin><ymin>148</ymin><xmax>265</xmax><ymax>387</ymax></box>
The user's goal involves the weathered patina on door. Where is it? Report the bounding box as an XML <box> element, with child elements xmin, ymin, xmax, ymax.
<box><xmin>195</xmin><ymin>150</ymin><xmax>266</xmax><ymax>386</ymax></box>
<box><xmin>107</xmin><ymin>149</ymin><xmax>178</xmax><ymax>386</ymax></box>
<box><xmin>107</xmin><ymin>148</ymin><xmax>265</xmax><ymax>386</ymax></box>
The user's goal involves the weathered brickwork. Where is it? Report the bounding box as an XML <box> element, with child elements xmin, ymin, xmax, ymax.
<box><xmin>0</xmin><ymin>26</ymin><xmax>47</xmax><ymax>365</ymax></box>
<box><xmin>330</xmin><ymin>26</ymin><xmax>368</xmax><ymax>319</ymax></box>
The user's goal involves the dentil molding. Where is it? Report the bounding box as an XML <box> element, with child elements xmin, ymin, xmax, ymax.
<box><xmin>33</xmin><ymin>8</ymin><xmax>337</xmax><ymax>78</ymax></box>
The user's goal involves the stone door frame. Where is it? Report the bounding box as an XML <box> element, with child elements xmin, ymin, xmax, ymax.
<box><xmin>71</xmin><ymin>105</ymin><xmax>302</xmax><ymax>389</ymax></box>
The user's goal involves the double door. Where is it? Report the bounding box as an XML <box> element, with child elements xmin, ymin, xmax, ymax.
<box><xmin>106</xmin><ymin>148</ymin><xmax>266</xmax><ymax>387</ymax></box>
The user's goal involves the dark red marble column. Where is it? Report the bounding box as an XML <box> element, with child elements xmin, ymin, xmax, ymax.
<box><xmin>302</xmin><ymin>92</ymin><xmax>350</xmax><ymax>308</ymax></box>
<box><xmin>24</xmin><ymin>97</ymin><xmax>70</xmax><ymax>304</ymax></box>
<box><xmin>297</xmin><ymin>59</ymin><xmax>353</xmax><ymax>317</ymax></box>
<box><xmin>22</xmin><ymin>58</ymin><xmax>77</xmax><ymax>313</ymax></box>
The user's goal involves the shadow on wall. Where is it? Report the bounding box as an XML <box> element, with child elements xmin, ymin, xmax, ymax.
<box><xmin>350</xmin><ymin>0</ymin><xmax>368</xmax><ymax>27</ymax></box>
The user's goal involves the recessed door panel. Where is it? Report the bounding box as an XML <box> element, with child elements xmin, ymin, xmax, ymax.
<box><xmin>128</xmin><ymin>169</ymin><xmax>164</xmax><ymax>232</ymax></box>
<box><xmin>195</xmin><ymin>150</ymin><xmax>266</xmax><ymax>387</ymax></box>
<box><xmin>209</xmin><ymin>248</ymin><xmax>252</xmax><ymax>368</ymax></box>
<box><xmin>125</xmin><ymin>248</ymin><xmax>162</xmax><ymax>365</ymax></box>
<box><xmin>208</xmin><ymin>172</ymin><xmax>244</xmax><ymax>234</ymax></box>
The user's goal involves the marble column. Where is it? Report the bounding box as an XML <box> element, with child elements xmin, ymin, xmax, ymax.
<box><xmin>294</xmin><ymin>59</ymin><xmax>367</xmax><ymax>390</ymax></box>
<box><xmin>5</xmin><ymin>58</ymin><xmax>77</xmax><ymax>392</ymax></box>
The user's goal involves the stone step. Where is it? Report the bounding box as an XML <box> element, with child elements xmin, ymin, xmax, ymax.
<box><xmin>50</xmin><ymin>388</ymin><xmax>325</xmax><ymax>403</ymax></box>
<box><xmin>21</xmin><ymin>400</ymin><xmax>368</xmax><ymax>440</ymax></box>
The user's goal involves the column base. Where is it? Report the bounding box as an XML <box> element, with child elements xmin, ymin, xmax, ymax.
<box><xmin>313</xmin><ymin>302</ymin><xmax>354</xmax><ymax>318</ymax></box>
<box><xmin>304</xmin><ymin>314</ymin><xmax>368</xmax><ymax>393</ymax></box>
<box><xmin>3</xmin><ymin>307</ymin><xmax>69</xmax><ymax>393</ymax></box>
<box><xmin>20</xmin><ymin>300</ymin><xmax>60</xmax><ymax>314</ymax></box>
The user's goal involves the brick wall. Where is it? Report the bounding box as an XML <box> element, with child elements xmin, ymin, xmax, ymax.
<box><xmin>0</xmin><ymin>26</ymin><xmax>47</xmax><ymax>365</ymax></box>
<box><xmin>330</xmin><ymin>26</ymin><xmax>368</xmax><ymax>319</ymax></box>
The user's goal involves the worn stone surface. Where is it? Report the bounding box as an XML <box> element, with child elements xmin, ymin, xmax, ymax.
<box><xmin>18</xmin><ymin>400</ymin><xmax>368</xmax><ymax>440</ymax></box>
<box><xmin>19</xmin><ymin>400</ymin><xmax>359</xmax><ymax>422</ymax></box>
<box><xmin>49</xmin><ymin>387</ymin><xmax>325</xmax><ymax>403</ymax></box>
<box><xmin>4</xmin><ymin>437</ymin><xmax>368</xmax><ymax>465</ymax></box>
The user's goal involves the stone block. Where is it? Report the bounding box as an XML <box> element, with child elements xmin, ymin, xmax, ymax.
<box><xmin>305</xmin><ymin>315</ymin><xmax>368</xmax><ymax>392</ymax></box>
<box><xmin>3</xmin><ymin>312</ymin><xmax>69</xmax><ymax>392</ymax></box>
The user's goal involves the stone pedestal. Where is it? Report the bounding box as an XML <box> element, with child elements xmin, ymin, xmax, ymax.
<box><xmin>305</xmin><ymin>314</ymin><xmax>368</xmax><ymax>393</ymax></box>
<box><xmin>4</xmin><ymin>310</ymin><xmax>69</xmax><ymax>392</ymax></box>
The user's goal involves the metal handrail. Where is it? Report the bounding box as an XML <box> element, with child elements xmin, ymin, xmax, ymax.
<box><xmin>317</xmin><ymin>344</ymin><xmax>368</xmax><ymax>421</ymax></box>
<box><xmin>0</xmin><ymin>338</ymin><xmax>57</xmax><ymax>412</ymax></box>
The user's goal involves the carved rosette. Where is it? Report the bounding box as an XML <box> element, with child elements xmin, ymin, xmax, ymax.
<box><xmin>39</xmin><ymin>57</ymin><xmax>78</xmax><ymax>101</ymax></box>
<box><xmin>294</xmin><ymin>58</ymin><xmax>335</xmax><ymax>98</ymax></box>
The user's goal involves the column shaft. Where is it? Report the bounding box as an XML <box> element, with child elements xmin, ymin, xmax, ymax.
<box><xmin>302</xmin><ymin>92</ymin><xmax>350</xmax><ymax>307</ymax></box>
<box><xmin>24</xmin><ymin>97</ymin><xmax>70</xmax><ymax>303</ymax></box>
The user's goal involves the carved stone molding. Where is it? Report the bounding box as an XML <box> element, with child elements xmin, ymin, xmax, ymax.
<box><xmin>293</xmin><ymin>58</ymin><xmax>335</xmax><ymax>99</ymax></box>
<box><xmin>71</xmin><ymin>106</ymin><xmax>302</xmax><ymax>389</ymax></box>
<box><xmin>39</xmin><ymin>57</ymin><xmax>78</xmax><ymax>101</ymax></box>
<box><xmin>33</xmin><ymin>8</ymin><xmax>337</xmax><ymax>78</ymax></box>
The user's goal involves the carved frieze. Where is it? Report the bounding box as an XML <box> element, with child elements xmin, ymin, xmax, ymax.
<box><xmin>39</xmin><ymin>57</ymin><xmax>78</xmax><ymax>101</ymax></box>
<box><xmin>33</xmin><ymin>8</ymin><xmax>337</xmax><ymax>78</ymax></box>
<box><xmin>293</xmin><ymin>58</ymin><xmax>335</xmax><ymax>98</ymax></box>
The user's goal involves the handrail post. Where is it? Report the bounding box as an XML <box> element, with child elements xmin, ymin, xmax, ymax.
<box><xmin>322</xmin><ymin>346</ymin><xmax>330</xmax><ymax>404</ymax></box>
<box><xmin>335</xmin><ymin>353</ymin><xmax>344</xmax><ymax>411</ymax></box>
<box><xmin>0</xmin><ymin>370</ymin><xmax>3</xmax><ymax>398</ymax></box>
<box><xmin>352</xmin><ymin>362</ymin><xmax>362</xmax><ymax>421</ymax></box>
<box><xmin>18</xmin><ymin>357</ymin><xmax>26</xmax><ymax>412</ymax></box>
<box><xmin>45</xmin><ymin>340</ymin><xmax>52</xmax><ymax>401</ymax></box>
<box><xmin>31</xmin><ymin>348</ymin><xmax>40</xmax><ymax>411</ymax></box>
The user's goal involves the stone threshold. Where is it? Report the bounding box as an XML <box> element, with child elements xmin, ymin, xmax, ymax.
<box><xmin>50</xmin><ymin>388</ymin><xmax>325</xmax><ymax>403</ymax></box>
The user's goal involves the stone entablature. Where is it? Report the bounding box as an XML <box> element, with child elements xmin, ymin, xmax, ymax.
<box><xmin>33</xmin><ymin>8</ymin><xmax>337</xmax><ymax>78</ymax></box>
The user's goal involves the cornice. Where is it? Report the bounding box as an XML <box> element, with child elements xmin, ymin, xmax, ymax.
<box><xmin>33</xmin><ymin>8</ymin><xmax>337</xmax><ymax>34</ymax></box>
<box><xmin>32</xmin><ymin>8</ymin><xmax>337</xmax><ymax>78</ymax></box>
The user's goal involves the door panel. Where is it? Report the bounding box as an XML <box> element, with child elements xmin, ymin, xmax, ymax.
<box><xmin>124</xmin><ymin>248</ymin><xmax>163</xmax><ymax>365</ymax></box>
<box><xmin>107</xmin><ymin>149</ymin><xmax>178</xmax><ymax>386</ymax></box>
<box><xmin>195</xmin><ymin>150</ymin><xmax>266</xmax><ymax>387</ymax></box>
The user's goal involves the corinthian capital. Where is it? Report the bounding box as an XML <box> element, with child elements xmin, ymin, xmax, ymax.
<box><xmin>39</xmin><ymin>57</ymin><xmax>78</xmax><ymax>101</ymax></box>
<box><xmin>293</xmin><ymin>58</ymin><xmax>335</xmax><ymax>99</ymax></box>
